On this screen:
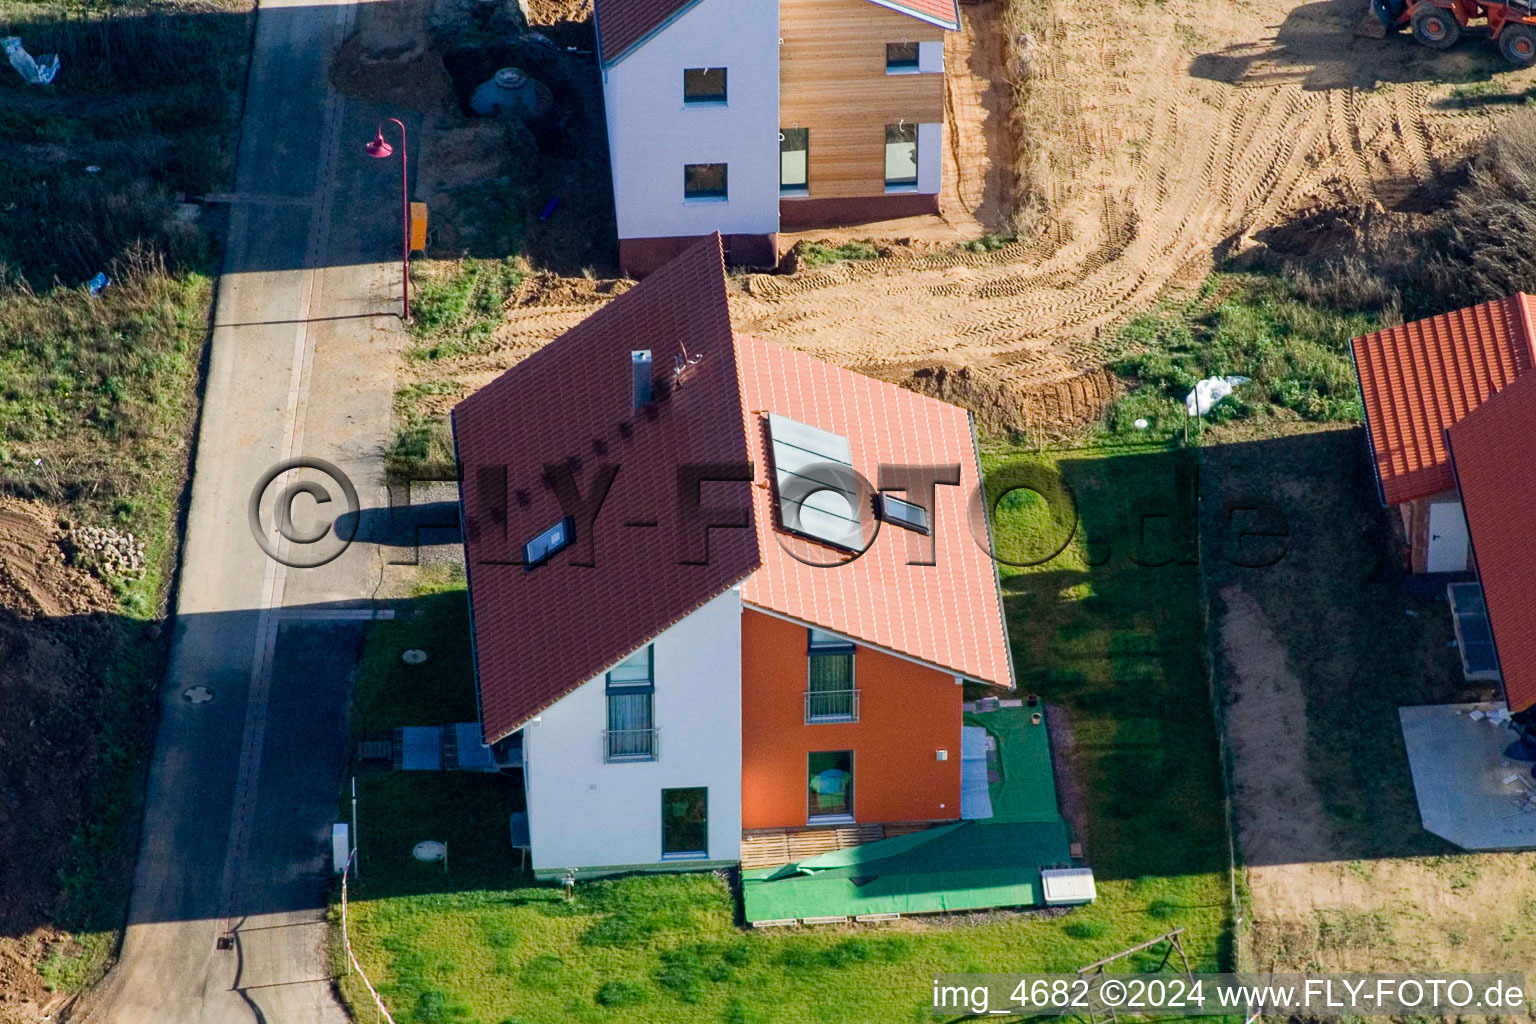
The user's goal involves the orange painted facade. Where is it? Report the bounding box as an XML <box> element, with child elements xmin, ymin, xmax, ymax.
<box><xmin>740</xmin><ymin>609</ymin><xmax>963</xmax><ymax>829</ymax></box>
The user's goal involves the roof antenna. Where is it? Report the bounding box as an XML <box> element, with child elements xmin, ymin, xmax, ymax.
<box><xmin>673</xmin><ymin>342</ymin><xmax>704</xmax><ymax>388</ymax></box>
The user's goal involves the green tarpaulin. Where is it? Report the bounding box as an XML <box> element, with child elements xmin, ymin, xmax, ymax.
<box><xmin>743</xmin><ymin>704</ymin><xmax>1079</xmax><ymax>922</ymax></box>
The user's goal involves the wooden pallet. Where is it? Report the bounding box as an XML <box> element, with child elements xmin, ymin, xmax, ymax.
<box><xmin>740</xmin><ymin>821</ymin><xmax>931</xmax><ymax>870</ymax></box>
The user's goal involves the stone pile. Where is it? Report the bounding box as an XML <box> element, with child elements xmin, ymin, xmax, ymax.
<box><xmin>67</xmin><ymin>524</ymin><xmax>146</xmax><ymax>577</ymax></box>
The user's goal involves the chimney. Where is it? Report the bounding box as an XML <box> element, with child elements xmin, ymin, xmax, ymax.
<box><xmin>631</xmin><ymin>350</ymin><xmax>652</xmax><ymax>409</ymax></box>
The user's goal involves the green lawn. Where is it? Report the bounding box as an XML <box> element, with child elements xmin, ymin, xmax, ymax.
<box><xmin>338</xmin><ymin>442</ymin><xmax>1236</xmax><ymax>1024</ymax></box>
<box><xmin>1099</xmin><ymin>274</ymin><xmax>1380</xmax><ymax>445</ymax></box>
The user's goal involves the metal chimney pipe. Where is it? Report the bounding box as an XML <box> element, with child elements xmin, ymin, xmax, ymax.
<box><xmin>631</xmin><ymin>350</ymin><xmax>653</xmax><ymax>409</ymax></box>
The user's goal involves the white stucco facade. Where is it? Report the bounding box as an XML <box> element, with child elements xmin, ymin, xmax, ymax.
<box><xmin>522</xmin><ymin>588</ymin><xmax>743</xmax><ymax>874</ymax></box>
<box><xmin>600</xmin><ymin>0</ymin><xmax>780</xmax><ymax>241</ymax></box>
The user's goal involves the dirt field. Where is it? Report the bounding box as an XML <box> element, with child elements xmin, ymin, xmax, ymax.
<box><xmin>0</xmin><ymin>501</ymin><xmax>118</xmax><ymax>1022</ymax></box>
<box><xmin>432</xmin><ymin>0</ymin><xmax>1536</xmax><ymax>433</ymax></box>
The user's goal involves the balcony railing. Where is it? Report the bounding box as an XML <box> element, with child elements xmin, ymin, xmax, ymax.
<box><xmin>804</xmin><ymin>688</ymin><xmax>860</xmax><ymax>724</ymax></box>
<box><xmin>604</xmin><ymin>727</ymin><xmax>658</xmax><ymax>762</ymax></box>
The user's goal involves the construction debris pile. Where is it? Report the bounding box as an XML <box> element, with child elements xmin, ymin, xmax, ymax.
<box><xmin>65</xmin><ymin>524</ymin><xmax>147</xmax><ymax>578</ymax></box>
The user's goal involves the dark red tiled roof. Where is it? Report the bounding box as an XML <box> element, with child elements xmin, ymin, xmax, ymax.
<box><xmin>1448</xmin><ymin>373</ymin><xmax>1536</xmax><ymax>713</ymax></box>
<box><xmin>455</xmin><ymin>235</ymin><xmax>1016</xmax><ymax>739</ymax></box>
<box><xmin>595</xmin><ymin>0</ymin><xmax>960</xmax><ymax>64</ymax></box>
<box><xmin>867</xmin><ymin>0</ymin><xmax>960</xmax><ymax>30</ymax></box>
<box><xmin>453</xmin><ymin>237</ymin><xmax>760</xmax><ymax>743</ymax></box>
<box><xmin>736</xmin><ymin>337</ymin><xmax>1013</xmax><ymax>689</ymax></box>
<box><xmin>1351</xmin><ymin>295</ymin><xmax>1535</xmax><ymax>506</ymax></box>
<box><xmin>594</xmin><ymin>0</ymin><xmax>699</xmax><ymax>64</ymax></box>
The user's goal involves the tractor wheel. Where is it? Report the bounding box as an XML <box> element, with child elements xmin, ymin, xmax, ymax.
<box><xmin>1501</xmin><ymin>24</ymin><xmax>1536</xmax><ymax>67</ymax></box>
<box><xmin>1412</xmin><ymin>4</ymin><xmax>1462</xmax><ymax>49</ymax></box>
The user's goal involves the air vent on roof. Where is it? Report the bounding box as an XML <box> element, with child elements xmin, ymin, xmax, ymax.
<box><xmin>766</xmin><ymin>413</ymin><xmax>862</xmax><ymax>550</ymax></box>
<box><xmin>632</xmin><ymin>350</ymin><xmax>652</xmax><ymax>409</ymax></box>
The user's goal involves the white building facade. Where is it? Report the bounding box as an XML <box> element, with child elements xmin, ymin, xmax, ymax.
<box><xmin>521</xmin><ymin>588</ymin><xmax>744</xmax><ymax>876</ymax></box>
<box><xmin>599</xmin><ymin>0</ymin><xmax>781</xmax><ymax>276</ymax></box>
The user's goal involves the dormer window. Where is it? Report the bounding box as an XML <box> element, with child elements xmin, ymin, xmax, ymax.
<box><xmin>523</xmin><ymin>516</ymin><xmax>574</xmax><ymax>569</ymax></box>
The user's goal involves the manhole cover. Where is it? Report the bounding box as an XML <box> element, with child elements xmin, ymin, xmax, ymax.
<box><xmin>412</xmin><ymin>840</ymin><xmax>446</xmax><ymax>862</ymax></box>
<box><xmin>402</xmin><ymin>649</ymin><xmax>428</xmax><ymax>665</ymax></box>
<box><xmin>183</xmin><ymin>686</ymin><xmax>214</xmax><ymax>704</ymax></box>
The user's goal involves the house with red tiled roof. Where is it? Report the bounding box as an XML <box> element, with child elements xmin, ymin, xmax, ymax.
<box><xmin>1352</xmin><ymin>295</ymin><xmax>1536</xmax><ymax>713</ymax></box>
<box><xmin>1446</xmin><ymin>373</ymin><xmax>1536</xmax><ymax>714</ymax></box>
<box><xmin>452</xmin><ymin>237</ymin><xmax>1014</xmax><ymax>876</ymax></box>
<box><xmin>1350</xmin><ymin>294</ymin><xmax>1535</xmax><ymax>574</ymax></box>
<box><xmin>593</xmin><ymin>0</ymin><xmax>963</xmax><ymax>276</ymax></box>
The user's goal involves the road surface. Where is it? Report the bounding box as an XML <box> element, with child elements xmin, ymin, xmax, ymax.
<box><xmin>77</xmin><ymin>0</ymin><xmax>412</xmax><ymax>1020</ymax></box>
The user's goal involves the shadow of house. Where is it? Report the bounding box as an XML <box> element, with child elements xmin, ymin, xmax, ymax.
<box><xmin>1199</xmin><ymin>427</ymin><xmax>1473</xmax><ymax>865</ymax></box>
<box><xmin>990</xmin><ymin>447</ymin><xmax>1229</xmax><ymax>885</ymax></box>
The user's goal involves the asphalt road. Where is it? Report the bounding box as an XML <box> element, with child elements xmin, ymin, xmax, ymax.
<box><xmin>77</xmin><ymin>0</ymin><xmax>413</xmax><ymax>1020</ymax></box>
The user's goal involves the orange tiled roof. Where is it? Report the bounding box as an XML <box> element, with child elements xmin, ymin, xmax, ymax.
<box><xmin>736</xmin><ymin>335</ymin><xmax>1013</xmax><ymax>690</ymax></box>
<box><xmin>868</xmin><ymin>0</ymin><xmax>961</xmax><ymax>30</ymax></box>
<box><xmin>1351</xmin><ymin>295</ymin><xmax>1535</xmax><ymax>506</ymax></box>
<box><xmin>1448</xmin><ymin>373</ymin><xmax>1536</xmax><ymax>712</ymax></box>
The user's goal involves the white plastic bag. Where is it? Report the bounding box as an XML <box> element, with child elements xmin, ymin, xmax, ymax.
<box><xmin>3</xmin><ymin>37</ymin><xmax>60</xmax><ymax>85</ymax></box>
<box><xmin>1185</xmin><ymin>375</ymin><xmax>1250</xmax><ymax>417</ymax></box>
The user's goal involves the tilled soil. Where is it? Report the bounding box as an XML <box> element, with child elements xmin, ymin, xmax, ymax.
<box><xmin>440</xmin><ymin>0</ymin><xmax>1535</xmax><ymax>432</ymax></box>
<box><xmin>0</xmin><ymin>500</ymin><xmax>118</xmax><ymax>1023</ymax></box>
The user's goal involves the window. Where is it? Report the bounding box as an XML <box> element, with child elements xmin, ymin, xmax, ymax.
<box><xmin>884</xmin><ymin>124</ymin><xmax>918</xmax><ymax>191</ymax></box>
<box><xmin>808</xmin><ymin>751</ymin><xmax>853</xmax><ymax>822</ymax></box>
<box><xmin>661</xmin><ymin>787</ymin><xmax>708</xmax><ymax>858</ymax></box>
<box><xmin>684</xmin><ymin>163</ymin><xmax>728</xmax><ymax>200</ymax></box>
<box><xmin>523</xmin><ymin>516</ymin><xmax>574</xmax><ymax>569</ymax></box>
<box><xmin>885</xmin><ymin>41</ymin><xmax>920</xmax><ymax>72</ymax></box>
<box><xmin>806</xmin><ymin>629</ymin><xmax>857</xmax><ymax>723</ymax></box>
<box><xmin>781</xmin><ymin>128</ymin><xmax>809</xmax><ymax>194</ymax></box>
<box><xmin>606</xmin><ymin>646</ymin><xmax>655</xmax><ymax>761</ymax></box>
<box><xmin>683</xmin><ymin>67</ymin><xmax>727</xmax><ymax>104</ymax></box>
<box><xmin>876</xmin><ymin>493</ymin><xmax>930</xmax><ymax>534</ymax></box>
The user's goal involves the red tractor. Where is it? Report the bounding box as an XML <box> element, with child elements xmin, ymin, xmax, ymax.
<box><xmin>1373</xmin><ymin>0</ymin><xmax>1536</xmax><ymax>65</ymax></box>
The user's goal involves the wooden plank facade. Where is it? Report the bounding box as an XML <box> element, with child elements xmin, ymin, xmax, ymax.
<box><xmin>778</xmin><ymin>0</ymin><xmax>946</xmax><ymax>200</ymax></box>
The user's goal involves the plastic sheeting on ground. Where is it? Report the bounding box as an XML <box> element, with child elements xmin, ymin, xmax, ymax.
<box><xmin>1185</xmin><ymin>375</ymin><xmax>1250</xmax><ymax>417</ymax></box>
<box><xmin>400</xmin><ymin>726</ymin><xmax>442</xmax><ymax>771</ymax></box>
<box><xmin>960</xmin><ymin>725</ymin><xmax>994</xmax><ymax>820</ymax></box>
<box><xmin>3</xmin><ymin>37</ymin><xmax>60</xmax><ymax>84</ymax></box>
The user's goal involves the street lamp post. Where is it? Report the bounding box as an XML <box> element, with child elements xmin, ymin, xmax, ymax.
<box><xmin>365</xmin><ymin>118</ymin><xmax>411</xmax><ymax>323</ymax></box>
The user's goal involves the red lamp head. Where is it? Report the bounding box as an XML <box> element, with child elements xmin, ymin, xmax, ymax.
<box><xmin>365</xmin><ymin>133</ymin><xmax>393</xmax><ymax>158</ymax></box>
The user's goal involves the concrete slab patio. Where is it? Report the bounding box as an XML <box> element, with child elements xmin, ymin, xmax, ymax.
<box><xmin>1399</xmin><ymin>703</ymin><xmax>1536</xmax><ymax>851</ymax></box>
